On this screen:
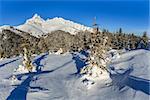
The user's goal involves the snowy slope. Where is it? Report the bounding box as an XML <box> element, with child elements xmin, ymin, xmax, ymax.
<box><xmin>16</xmin><ymin>14</ymin><xmax>93</xmax><ymax>37</ymax></box>
<box><xmin>0</xmin><ymin>25</ymin><xmax>12</xmax><ymax>33</ymax></box>
<box><xmin>0</xmin><ymin>49</ymin><xmax>150</xmax><ymax>100</ymax></box>
<box><xmin>0</xmin><ymin>25</ymin><xmax>33</xmax><ymax>37</ymax></box>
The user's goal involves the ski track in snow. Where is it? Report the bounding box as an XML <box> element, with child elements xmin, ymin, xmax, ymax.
<box><xmin>0</xmin><ymin>49</ymin><xmax>150</xmax><ymax>100</ymax></box>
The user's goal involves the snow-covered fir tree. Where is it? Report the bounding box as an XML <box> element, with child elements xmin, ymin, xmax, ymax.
<box><xmin>80</xmin><ymin>18</ymin><xmax>111</xmax><ymax>88</ymax></box>
<box><xmin>22</xmin><ymin>45</ymin><xmax>34</xmax><ymax>72</ymax></box>
<box><xmin>137</xmin><ymin>39</ymin><xmax>147</xmax><ymax>49</ymax></box>
<box><xmin>15</xmin><ymin>42</ymin><xmax>36</xmax><ymax>73</ymax></box>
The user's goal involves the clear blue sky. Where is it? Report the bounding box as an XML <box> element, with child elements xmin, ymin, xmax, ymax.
<box><xmin>0</xmin><ymin>0</ymin><xmax>149</xmax><ymax>35</ymax></box>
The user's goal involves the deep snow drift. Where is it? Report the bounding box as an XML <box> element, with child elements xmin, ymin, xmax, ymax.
<box><xmin>0</xmin><ymin>49</ymin><xmax>150</xmax><ymax>100</ymax></box>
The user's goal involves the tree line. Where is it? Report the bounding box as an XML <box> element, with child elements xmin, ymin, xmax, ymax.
<box><xmin>0</xmin><ymin>28</ymin><xmax>149</xmax><ymax>58</ymax></box>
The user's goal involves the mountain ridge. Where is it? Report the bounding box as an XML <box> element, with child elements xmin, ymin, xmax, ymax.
<box><xmin>7</xmin><ymin>14</ymin><xmax>93</xmax><ymax>37</ymax></box>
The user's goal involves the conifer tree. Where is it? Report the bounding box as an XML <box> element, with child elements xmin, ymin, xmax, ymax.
<box><xmin>137</xmin><ymin>32</ymin><xmax>149</xmax><ymax>49</ymax></box>
<box><xmin>142</xmin><ymin>32</ymin><xmax>149</xmax><ymax>44</ymax></box>
<box><xmin>80</xmin><ymin>18</ymin><xmax>110</xmax><ymax>80</ymax></box>
<box><xmin>21</xmin><ymin>41</ymin><xmax>34</xmax><ymax>72</ymax></box>
<box><xmin>119</xmin><ymin>28</ymin><xmax>122</xmax><ymax>33</ymax></box>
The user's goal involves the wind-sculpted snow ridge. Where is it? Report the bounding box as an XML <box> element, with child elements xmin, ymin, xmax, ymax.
<box><xmin>16</xmin><ymin>14</ymin><xmax>93</xmax><ymax>37</ymax></box>
<box><xmin>0</xmin><ymin>49</ymin><xmax>149</xmax><ymax>100</ymax></box>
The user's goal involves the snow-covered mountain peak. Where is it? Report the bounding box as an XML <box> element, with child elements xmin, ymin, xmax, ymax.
<box><xmin>49</xmin><ymin>17</ymin><xmax>65</xmax><ymax>21</ymax></box>
<box><xmin>32</xmin><ymin>13</ymin><xmax>40</xmax><ymax>19</ymax></box>
<box><xmin>26</xmin><ymin>14</ymin><xmax>45</xmax><ymax>25</ymax></box>
<box><xmin>47</xmin><ymin>17</ymin><xmax>70</xmax><ymax>23</ymax></box>
<box><xmin>47</xmin><ymin>17</ymin><xmax>81</xmax><ymax>26</ymax></box>
<box><xmin>0</xmin><ymin>14</ymin><xmax>94</xmax><ymax>37</ymax></box>
<box><xmin>45</xmin><ymin>17</ymin><xmax>93</xmax><ymax>33</ymax></box>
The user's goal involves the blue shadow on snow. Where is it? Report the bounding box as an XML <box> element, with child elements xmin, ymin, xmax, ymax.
<box><xmin>33</xmin><ymin>53</ymin><xmax>49</xmax><ymax>72</ymax></box>
<box><xmin>7</xmin><ymin>53</ymin><xmax>73</xmax><ymax>100</ymax></box>
<box><xmin>0</xmin><ymin>58</ymin><xmax>19</xmax><ymax>68</ymax></box>
<box><xmin>71</xmin><ymin>52</ymin><xmax>87</xmax><ymax>74</ymax></box>
<box><xmin>110</xmin><ymin>67</ymin><xmax>150</xmax><ymax>95</ymax></box>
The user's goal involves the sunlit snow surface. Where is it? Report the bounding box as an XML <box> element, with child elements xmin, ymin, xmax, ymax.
<box><xmin>0</xmin><ymin>49</ymin><xmax>149</xmax><ymax>100</ymax></box>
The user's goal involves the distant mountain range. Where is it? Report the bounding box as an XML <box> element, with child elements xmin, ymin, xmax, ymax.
<box><xmin>0</xmin><ymin>14</ymin><xmax>93</xmax><ymax>38</ymax></box>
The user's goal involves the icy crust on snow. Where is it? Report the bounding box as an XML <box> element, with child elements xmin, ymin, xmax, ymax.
<box><xmin>16</xmin><ymin>14</ymin><xmax>93</xmax><ymax>37</ymax></box>
<box><xmin>0</xmin><ymin>50</ymin><xmax>150</xmax><ymax>100</ymax></box>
